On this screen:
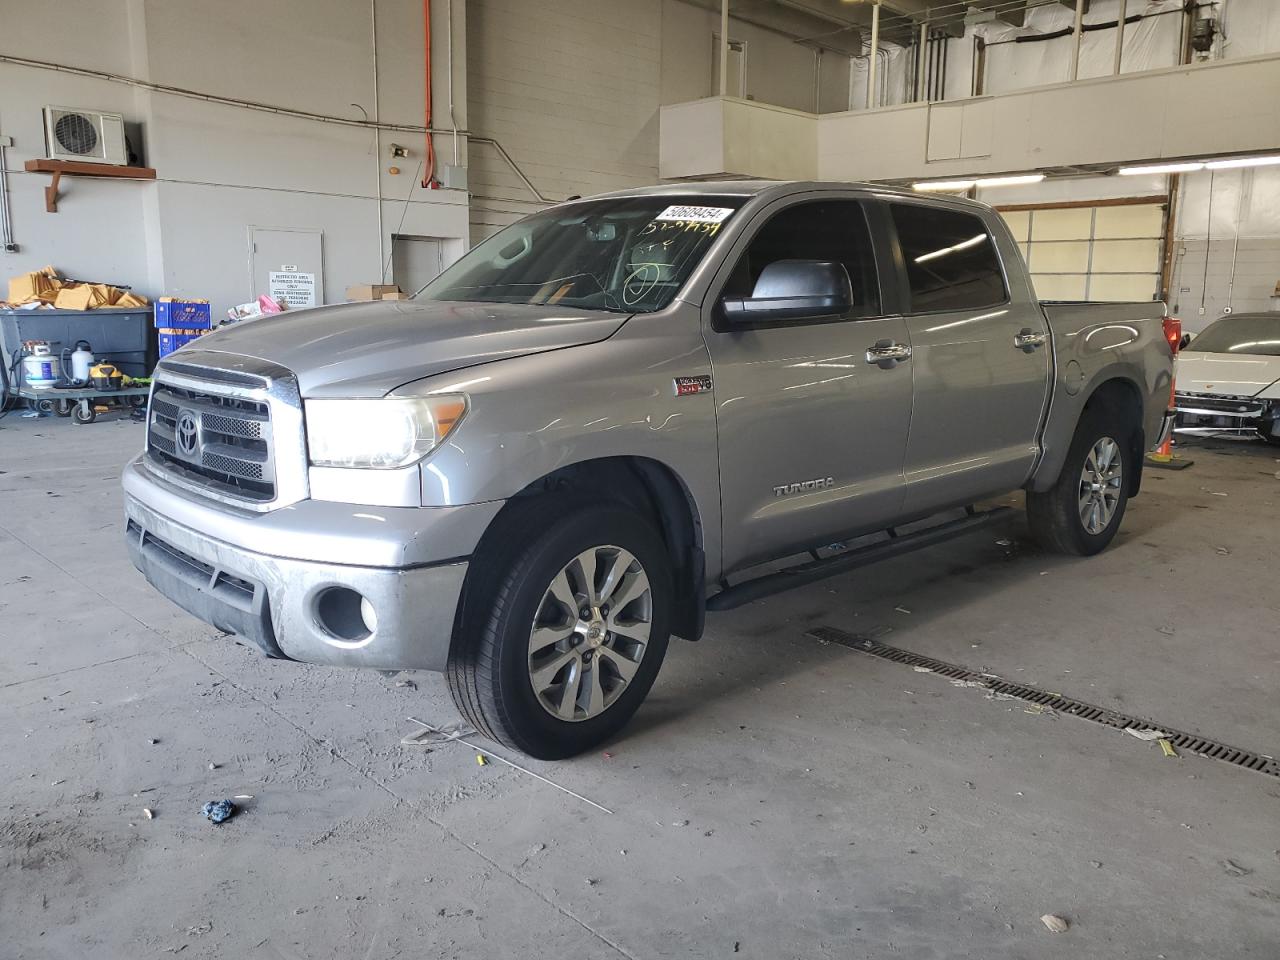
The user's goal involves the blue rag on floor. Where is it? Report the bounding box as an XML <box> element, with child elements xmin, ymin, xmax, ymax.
<box><xmin>201</xmin><ymin>799</ymin><xmax>236</xmax><ymax>824</ymax></box>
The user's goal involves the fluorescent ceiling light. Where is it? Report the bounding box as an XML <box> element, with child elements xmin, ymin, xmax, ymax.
<box><xmin>912</xmin><ymin>180</ymin><xmax>975</xmax><ymax>192</ymax></box>
<box><xmin>1118</xmin><ymin>161</ymin><xmax>1205</xmax><ymax>176</ymax></box>
<box><xmin>975</xmin><ymin>173</ymin><xmax>1046</xmax><ymax>188</ymax></box>
<box><xmin>1205</xmin><ymin>155</ymin><xmax>1280</xmax><ymax>170</ymax></box>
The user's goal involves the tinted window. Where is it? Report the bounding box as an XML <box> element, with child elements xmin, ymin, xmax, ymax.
<box><xmin>891</xmin><ymin>204</ymin><xmax>1006</xmax><ymax>312</ymax></box>
<box><xmin>1188</xmin><ymin>315</ymin><xmax>1280</xmax><ymax>357</ymax></box>
<box><xmin>722</xmin><ymin>200</ymin><xmax>881</xmax><ymax>317</ymax></box>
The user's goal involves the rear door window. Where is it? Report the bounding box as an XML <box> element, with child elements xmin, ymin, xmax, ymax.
<box><xmin>722</xmin><ymin>200</ymin><xmax>881</xmax><ymax>318</ymax></box>
<box><xmin>890</xmin><ymin>204</ymin><xmax>1007</xmax><ymax>313</ymax></box>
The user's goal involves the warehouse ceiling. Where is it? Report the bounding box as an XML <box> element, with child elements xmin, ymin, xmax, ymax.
<box><xmin>683</xmin><ymin>1</ymin><xmax>1079</xmax><ymax>54</ymax></box>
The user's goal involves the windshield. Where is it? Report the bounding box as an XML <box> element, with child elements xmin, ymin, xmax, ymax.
<box><xmin>1190</xmin><ymin>315</ymin><xmax>1280</xmax><ymax>357</ymax></box>
<box><xmin>417</xmin><ymin>196</ymin><xmax>744</xmax><ymax>313</ymax></box>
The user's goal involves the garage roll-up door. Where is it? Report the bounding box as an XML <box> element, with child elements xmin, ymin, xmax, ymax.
<box><xmin>998</xmin><ymin>201</ymin><xmax>1165</xmax><ymax>302</ymax></box>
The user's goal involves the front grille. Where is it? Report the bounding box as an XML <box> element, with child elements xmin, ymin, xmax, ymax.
<box><xmin>147</xmin><ymin>381</ymin><xmax>277</xmax><ymax>502</ymax></box>
<box><xmin>1174</xmin><ymin>391</ymin><xmax>1266</xmax><ymax>418</ymax></box>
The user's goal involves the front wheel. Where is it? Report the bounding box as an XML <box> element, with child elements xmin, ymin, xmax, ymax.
<box><xmin>447</xmin><ymin>500</ymin><xmax>672</xmax><ymax>760</ymax></box>
<box><xmin>1027</xmin><ymin>404</ymin><xmax>1131</xmax><ymax>556</ymax></box>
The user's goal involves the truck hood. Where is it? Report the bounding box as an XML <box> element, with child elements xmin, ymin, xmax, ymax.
<box><xmin>1177</xmin><ymin>351</ymin><xmax>1280</xmax><ymax>399</ymax></box>
<box><xmin>192</xmin><ymin>300</ymin><xmax>631</xmax><ymax>397</ymax></box>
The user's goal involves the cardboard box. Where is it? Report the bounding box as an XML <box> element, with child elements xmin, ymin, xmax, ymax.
<box><xmin>53</xmin><ymin>282</ymin><xmax>124</xmax><ymax>310</ymax></box>
<box><xmin>54</xmin><ymin>284</ymin><xmax>94</xmax><ymax>311</ymax></box>
<box><xmin>382</xmin><ymin>291</ymin><xmax>410</xmax><ymax>300</ymax></box>
<box><xmin>155</xmin><ymin>297</ymin><xmax>213</xmax><ymax>329</ymax></box>
<box><xmin>346</xmin><ymin>284</ymin><xmax>402</xmax><ymax>301</ymax></box>
<box><xmin>7</xmin><ymin>266</ymin><xmax>60</xmax><ymax>305</ymax></box>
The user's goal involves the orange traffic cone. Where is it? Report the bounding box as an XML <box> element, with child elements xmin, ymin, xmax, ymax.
<box><xmin>1145</xmin><ymin>376</ymin><xmax>1193</xmax><ymax>470</ymax></box>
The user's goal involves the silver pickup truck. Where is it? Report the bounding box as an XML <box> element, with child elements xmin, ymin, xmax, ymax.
<box><xmin>124</xmin><ymin>181</ymin><xmax>1177</xmax><ymax>758</ymax></box>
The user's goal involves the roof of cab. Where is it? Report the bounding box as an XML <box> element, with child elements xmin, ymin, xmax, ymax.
<box><xmin>580</xmin><ymin>179</ymin><xmax>993</xmax><ymax>211</ymax></box>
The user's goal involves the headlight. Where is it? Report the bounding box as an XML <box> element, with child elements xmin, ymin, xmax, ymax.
<box><xmin>305</xmin><ymin>395</ymin><xmax>467</xmax><ymax>469</ymax></box>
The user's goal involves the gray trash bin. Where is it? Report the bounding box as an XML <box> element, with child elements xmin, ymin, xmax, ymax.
<box><xmin>0</xmin><ymin>306</ymin><xmax>155</xmax><ymax>381</ymax></box>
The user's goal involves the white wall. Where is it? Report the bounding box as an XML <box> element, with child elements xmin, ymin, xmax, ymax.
<box><xmin>465</xmin><ymin>0</ymin><xmax>854</xmax><ymax>241</ymax></box>
<box><xmin>818</xmin><ymin>54</ymin><xmax>1280</xmax><ymax>183</ymax></box>
<box><xmin>660</xmin><ymin>97</ymin><xmax>817</xmax><ymax>181</ymax></box>
<box><xmin>465</xmin><ymin>0</ymin><xmax>664</xmax><ymax>242</ymax></box>
<box><xmin>0</xmin><ymin>0</ymin><xmax>468</xmax><ymax>317</ymax></box>
<box><xmin>1</xmin><ymin>4</ymin><xmax>155</xmax><ymax>293</ymax></box>
<box><xmin>658</xmin><ymin>1</ymin><xmax>846</xmax><ymax>114</ymax></box>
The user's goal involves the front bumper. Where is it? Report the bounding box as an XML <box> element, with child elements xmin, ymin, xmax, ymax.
<box><xmin>1174</xmin><ymin>392</ymin><xmax>1280</xmax><ymax>440</ymax></box>
<box><xmin>123</xmin><ymin>457</ymin><xmax>502</xmax><ymax>670</ymax></box>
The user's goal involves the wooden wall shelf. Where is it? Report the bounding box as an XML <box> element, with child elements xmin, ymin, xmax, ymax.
<box><xmin>23</xmin><ymin>159</ymin><xmax>157</xmax><ymax>213</ymax></box>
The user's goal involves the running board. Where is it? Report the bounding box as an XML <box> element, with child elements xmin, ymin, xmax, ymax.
<box><xmin>706</xmin><ymin>507</ymin><xmax>1013</xmax><ymax>611</ymax></box>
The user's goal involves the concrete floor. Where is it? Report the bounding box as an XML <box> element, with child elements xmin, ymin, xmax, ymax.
<box><xmin>2</xmin><ymin>407</ymin><xmax>1279</xmax><ymax>959</ymax></box>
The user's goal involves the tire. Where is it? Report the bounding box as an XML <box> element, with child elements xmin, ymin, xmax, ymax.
<box><xmin>447</xmin><ymin>498</ymin><xmax>673</xmax><ymax>760</ymax></box>
<box><xmin>54</xmin><ymin>399</ymin><xmax>73</xmax><ymax>417</ymax></box>
<box><xmin>36</xmin><ymin>398</ymin><xmax>55</xmax><ymax>414</ymax></box>
<box><xmin>1027</xmin><ymin>402</ymin><xmax>1132</xmax><ymax>556</ymax></box>
<box><xmin>72</xmin><ymin>403</ymin><xmax>96</xmax><ymax>425</ymax></box>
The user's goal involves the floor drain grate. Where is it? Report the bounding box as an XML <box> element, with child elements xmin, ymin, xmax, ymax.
<box><xmin>808</xmin><ymin>625</ymin><xmax>1280</xmax><ymax>780</ymax></box>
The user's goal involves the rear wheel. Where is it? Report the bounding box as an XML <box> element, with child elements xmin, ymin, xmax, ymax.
<box><xmin>447</xmin><ymin>499</ymin><xmax>672</xmax><ymax>760</ymax></box>
<box><xmin>1027</xmin><ymin>404</ymin><xmax>1132</xmax><ymax>556</ymax></box>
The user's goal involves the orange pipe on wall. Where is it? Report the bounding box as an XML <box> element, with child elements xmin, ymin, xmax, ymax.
<box><xmin>422</xmin><ymin>0</ymin><xmax>436</xmax><ymax>187</ymax></box>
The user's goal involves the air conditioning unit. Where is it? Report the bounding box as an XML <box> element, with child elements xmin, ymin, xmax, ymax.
<box><xmin>43</xmin><ymin>106</ymin><xmax>127</xmax><ymax>165</ymax></box>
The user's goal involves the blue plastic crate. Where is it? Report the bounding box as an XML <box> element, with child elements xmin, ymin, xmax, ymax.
<box><xmin>155</xmin><ymin>299</ymin><xmax>212</xmax><ymax>329</ymax></box>
<box><xmin>158</xmin><ymin>328</ymin><xmax>206</xmax><ymax>358</ymax></box>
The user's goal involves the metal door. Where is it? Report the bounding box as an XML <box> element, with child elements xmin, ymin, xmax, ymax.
<box><xmin>710</xmin><ymin>37</ymin><xmax>746</xmax><ymax>98</ymax></box>
<box><xmin>704</xmin><ymin>197</ymin><xmax>914</xmax><ymax>573</ymax></box>
<box><xmin>248</xmin><ymin>227</ymin><xmax>324</xmax><ymax>308</ymax></box>
<box><xmin>392</xmin><ymin>235</ymin><xmax>445</xmax><ymax>295</ymax></box>
<box><xmin>884</xmin><ymin>200</ymin><xmax>1051</xmax><ymax>515</ymax></box>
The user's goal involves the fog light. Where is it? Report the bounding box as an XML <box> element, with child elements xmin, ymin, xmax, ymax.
<box><xmin>315</xmin><ymin>587</ymin><xmax>374</xmax><ymax>645</ymax></box>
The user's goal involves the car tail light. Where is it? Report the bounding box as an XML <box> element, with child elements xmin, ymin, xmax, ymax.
<box><xmin>1162</xmin><ymin>315</ymin><xmax>1182</xmax><ymax>355</ymax></box>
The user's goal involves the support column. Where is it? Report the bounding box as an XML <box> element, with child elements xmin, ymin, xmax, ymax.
<box><xmin>1069</xmin><ymin>0</ymin><xmax>1086</xmax><ymax>80</ymax></box>
<box><xmin>866</xmin><ymin>0</ymin><xmax>880</xmax><ymax>109</ymax></box>
<box><xmin>719</xmin><ymin>0</ymin><xmax>730</xmax><ymax>96</ymax></box>
<box><xmin>916</xmin><ymin>21</ymin><xmax>928</xmax><ymax>102</ymax></box>
<box><xmin>1113</xmin><ymin>0</ymin><xmax>1127</xmax><ymax>75</ymax></box>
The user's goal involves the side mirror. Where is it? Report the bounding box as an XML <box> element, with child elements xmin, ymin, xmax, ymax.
<box><xmin>722</xmin><ymin>260</ymin><xmax>852</xmax><ymax>324</ymax></box>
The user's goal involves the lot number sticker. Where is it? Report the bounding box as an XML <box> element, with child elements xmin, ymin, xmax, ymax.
<box><xmin>654</xmin><ymin>205</ymin><xmax>735</xmax><ymax>224</ymax></box>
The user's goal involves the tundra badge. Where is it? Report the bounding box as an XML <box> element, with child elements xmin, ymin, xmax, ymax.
<box><xmin>773</xmin><ymin>477</ymin><xmax>835</xmax><ymax>497</ymax></box>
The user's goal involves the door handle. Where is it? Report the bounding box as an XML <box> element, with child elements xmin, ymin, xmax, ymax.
<box><xmin>1014</xmin><ymin>328</ymin><xmax>1047</xmax><ymax>351</ymax></box>
<box><xmin>866</xmin><ymin>340</ymin><xmax>912</xmax><ymax>367</ymax></box>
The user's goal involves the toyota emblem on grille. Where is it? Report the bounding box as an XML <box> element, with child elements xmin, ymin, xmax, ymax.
<box><xmin>176</xmin><ymin>411</ymin><xmax>200</xmax><ymax>458</ymax></box>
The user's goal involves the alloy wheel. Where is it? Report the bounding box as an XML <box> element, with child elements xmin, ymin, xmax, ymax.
<box><xmin>1078</xmin><ymin>436</ymin><xmax>1123</xmax><ymax>535</ymax></box>
<box><xmin>527</xmin><ymin>545</ymin><xmax>653</xmax><ymax>722</ymax></box>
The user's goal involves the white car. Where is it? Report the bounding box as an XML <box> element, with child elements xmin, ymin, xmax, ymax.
<box><xmin>1175</xmin><ymin>313</ymin><xmax>1280</xmax><ymax>444</ymax></box>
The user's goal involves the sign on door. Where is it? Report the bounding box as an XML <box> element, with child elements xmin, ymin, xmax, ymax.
<box><xmin>268</xmin><ymin>270</ymin><xmax>317</xmax><ymax>308</ymax></box>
